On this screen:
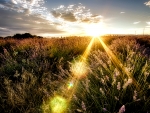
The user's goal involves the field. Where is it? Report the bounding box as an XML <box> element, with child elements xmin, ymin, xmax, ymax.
<box><xmin>0</xmin><ymin>35</ymin><xmax>150</xmax><ymax>113</ymax></box>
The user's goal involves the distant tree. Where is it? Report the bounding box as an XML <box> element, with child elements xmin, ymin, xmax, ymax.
<box><xmin>36</xmin><ymin>36</ymin><xmax>43</xmax><ymax>38</ymax></box>
<box><xmin>12</xmin><ymin>33</ymin><xmax>43</xmax><ymax>39</ymax></box>
<box><xmin>13</xmin><ymin>33</ymin><xmax>22</xmax><ymax>39</ymax></box>
<box><xmin>5</xmin><ymin>36</ymin><xmax>12</xmax><ymax>39</ymax></box>
<box><xmin>22</xmin><ymin>33</ymin><xmax>33</xmax><ymax>39</ymax></box>
<box><xmin>0</xmin><ymin>36</ymin><xmax>4</xmax><ymax>39</ymax></box>
<box><xmin>12</xmin><ymin>33</ymin><xmax>33</xmax><ymax>39</ymax></box>
<box><xmin>32</xmin><ymin>35</ymin><xmax>43</xmax><ymax>38</ymax></box>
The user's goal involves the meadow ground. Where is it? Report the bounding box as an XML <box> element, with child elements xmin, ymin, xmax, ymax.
<box><xmin>0</xmin><ymin>35</ymin><xmax>150</xmax><ymax>113</ymax></box>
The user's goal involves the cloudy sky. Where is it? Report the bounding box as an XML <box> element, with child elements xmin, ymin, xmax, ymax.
<box><xmin>0</xmin><ymin>0</ymin><xmax>150</xmax><ymax>37</ymax></box>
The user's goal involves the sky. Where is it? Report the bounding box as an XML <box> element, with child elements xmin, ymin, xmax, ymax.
<box><xmin>0</xmin><ymin>0</ymin><xmax>150</xmax><ymax>37</ymax></box>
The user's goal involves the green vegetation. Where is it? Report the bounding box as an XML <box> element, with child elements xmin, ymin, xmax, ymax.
<box><xmin>0</xmin><ymin>35</ymin><xmax>150</xmax><ymax>113</ymax></box>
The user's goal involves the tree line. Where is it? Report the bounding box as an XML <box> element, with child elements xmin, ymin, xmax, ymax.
<box><xmin>0</xmin><ymin>33</ymin><xmax>43</xmax><ymax>39</ymax></box>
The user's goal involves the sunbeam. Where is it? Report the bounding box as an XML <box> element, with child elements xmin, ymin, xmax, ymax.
<box><xmin>42</xmin><ymin>37</ymin><xmax>95</xmax><ymax>113</ymax></box>
<box><xmin>71</xmin><ymin>37</ymin><xmax>94</xmax><ymax>78</ymax></box>
<box><xmin>81</xmin><ymin>37</ymin><xmax>95</xmax><ymax>61</ymax></box>
<box><xmin>41</xmin><ymin>36</ymin><xmax>142</xmax><ymax>113</ymax></box>
<box><xmin>97</xmin><ymin>37</ymin><xmax>140</xmax><ymax>90</ymax></box>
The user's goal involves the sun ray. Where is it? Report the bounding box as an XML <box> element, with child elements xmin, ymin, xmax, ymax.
<box><xmin>71</xmin><ymin>37</ymin><xmax>94</xmax><ymax>78</ymax></box>
<box><xmin>81</xmin><ymin>37</ymin><xmax>95</xmax><ymax>61</ymax></box>
<box><xmin>65</xmin><ymin>37</ymin><xmax>95</xmax><ymax>102</ymax></box>
<box><xmin>97</xmin><ymin>37</ymin><xmax>140</xmax><ymax>90</ymax></box>
<box><xmin>42</xmin><ymin>37</ymin><xmax>95</xmax><ymax>113</ymax></box>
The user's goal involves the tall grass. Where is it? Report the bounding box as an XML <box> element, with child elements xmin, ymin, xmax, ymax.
<box><xmin>0</xmin><ymin>36</ymin><xmax>150</xmax><ymax>113</ymax></box>
<box><xmin>70</xmin><ymin>38</ymin><xmax>150</xmax><ymax>112</ymax></box>
<box><xmin>0</xmin><ymin>37</ymin><xmax>91</xmax><ymax>113</ymax></box>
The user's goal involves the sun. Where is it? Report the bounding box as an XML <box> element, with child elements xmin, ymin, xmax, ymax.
<box><xmin>84</xmin><ymin>22</ymin><xmax>105</xmax><ymax>37</ymax></box>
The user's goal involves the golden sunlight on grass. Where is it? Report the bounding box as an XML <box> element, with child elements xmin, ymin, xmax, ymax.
<box><xmin>71</xmin><ymin>37</ymin><xmax>94</xmax><ymax>78</ymax></box>
<box><xmin>1</xmin><ymin>36</ymin><xmax>150</xmax><ymax>112</ymax></box>
<box><xmin>42</xmin><ymin>37</ymin><xmax>95</xmax><ymax>113</ymax></box>
<box><xmin>97</xmin><ymin>37</ymin><xmax>140</xmax><ymax>90</ymax></box>
<box><xmin>46</xmin><ymin>36</ymin><xmax>141</xmax><ymax>113</ymax></box>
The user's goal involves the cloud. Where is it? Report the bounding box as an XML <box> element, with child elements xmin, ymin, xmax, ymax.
<box><xmin>133</xmin><ymin>21</ymin><xmax>140</xmax><ymax>24</ymax></box>
<box><xmin>144</xmin><ymin>1</ymin><xmax>150</xmax><ymax>6</ymax></box>
<box><xmin>0</xmin><ymin>0</ymin><xmax>6</xmax><ymax>4</ymax></box>
<box><xmin>0</xmin><ymin>27</ymin><xmax>7</xmax><ymax>30</ymax></box>
<box><xmin>51</xmin><ymin>5</ymin><xmax>77</xmax><ymax>22</ymax></box>
<box><xmin>146</xmin><ymin>22</ymin><xmax>150</xmax><ymax>28</ymax></box>
<box><xmin>0</xmin><ymin>0</ymin><xmax>45</xmax><ymax>15</ymax></box>
<box><xmin>146</xmin><ymin>26</ymin><xmax>150</xmax><ymax>27</ymax></box>
<box><xmin>61</xmin><ymin>12</ymin><xmax>77</xmax><ymax>22</ymax></box>
<box><xmin>146</xmin><ymin>22</ymin><xmax>150</xmax><ymax>25</ymax></box>
<box><xmin>51</xmin><ymin>4</ymin><xmax>103</xmax><ymax>23</ymax></box>
<box><xmin>11</xmin><ymin>0</ymin><xmax>17</xmax><ymax>4</ymax></box>
<box><xmin>51</xmin><ymin>10</ymin><xmax>61</xmax><ymax>18</ymax></box>
<box><xmin>0</xmin><ymin>27</ymin><xmax>10</xmax><ymax>33</ymax></box>
<box><xmin>120</xmin><ymin>12</ymin><xmax>125</xmax><ymax>14</ymax></box>
<box><xmin>0</xmin><ymin>0</ymin><xmax>55</xmax><ymax>23</ymax></box>
<box><xmin>0</xmin><ymin>2</ymin><xmax>104</xmax><ymax>36</ymax></box>
<box><xmin>0</xmin><ymin>8</ymin><xmax>64</xmax><ymax>36</ymax></box>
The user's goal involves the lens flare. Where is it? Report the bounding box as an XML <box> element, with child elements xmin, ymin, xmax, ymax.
<box><xmin>67</xmin><ymin>81</ymin><xmax>74</xmax><ymax>90</ymax></box>
<box><xmin>50</xmin><ymin>96</ymin><xmax>68</xmax><ymax>113</ymax></box>
<box><xmin>71</xmin><ymin>61</ymin><xmax>88</xmax><ymax>78</ymax></box>
<box><xmin>42</xmin><ymin>36</ymin><xmax>95</xmax><ymax>113</ymax></box>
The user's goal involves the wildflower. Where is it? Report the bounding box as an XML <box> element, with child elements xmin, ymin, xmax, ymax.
<box><xmin>73</xmin><ymin>94</ymin><xmax>78</xmax><ymax>101</ymax></box>
<box><xmin>100</xmin><ymin>88</ymin><xmax>104</xmax><ymax>95</ymax></box>
<box><xmin>103</xmin><ymin>63</ymin><xmax>107</xmax><ymax>69</ymax></box>
<box><xmin>14</xmin><ymin>70</ymin><xmax>20</xmax><ymax>77</ymax></box>
<box><xmin>85</xmin><ymin>79</ymin><xmax>90</xmax><ymax>93</ymax></box>
<box><xmin>115</xmin><ymin>96</ymin><xmax>119</xmax><ymax>101</ymax></box>
<box><xmin>135</xmin><ymin>99</ymin><xmax>141</xmax><ymax>101</ymax></box>
<box><xmin>123</xmin><ymin>78</ymin><xmax>132</xmax><ymax>89</ymax></box>
<box><xmin>112</xmin><ymin>77</ymin><xmax>116</xmax><ymax>86</ymax></box>
<box><xmin>124</xmin><ymin>78</ymin><xmax>127</xmax><ymax>82</ymax></box>
<box><xmin>119</xmin><ymin>105</ymin><xmax>125</xmax><ymax>113</ymax></box>
<box><xmin>126</xmin><ymin>67</ymin><xmax>132</xmax><ymax>72</ymax></box>
<box><xmin>81</xmin><ymin>101</ymin><xmax>86</xmax><ymax>111</ymax></box>
<box><xmin>107</xmin><ymin>60</ymin><xmax>111</xmax><ymax>65</ymax></box>
<box><xmin>144</xmin><ymin>72</ymin><xmax>149</xmax><ymax>76</ymax></box>
<box><xmin>105</xmin><ymin>75</ymin><xmax>109</xmax><ymax>81</ymax></box>
<box><xmin>4</xmin><ymin>78</ymin><xmax>11</xmax><ymax>85</ymax></box>
<box><xmin>128</xmin><ymin>78</ymin><xmax>132</xmax><ymax>84</ymax></box>
<box><xmin>101</xmin><ymin>78</ymin><xmax>105</xmax><ymax>84</ymax></box>
<box><xmin>114</xmin><ymin>68</ymin><xmax>120</xmax><ymax>77</ymax></box>
<box><xmin>117</xmin><ymin>82</ymin><xmax>121</xmax><ymax>90</ymax></box>
<box><xmin>102</xmin><ymin>108</ymin><xmax>107</xmax><ymax>112</ymax></box>
<box><xmin>76</xmin><ymin>109</ymin><xmax>82</xmax><ymax>112</ymax></box>
<box><xmin>133</xmin><ymin>90</ymin><xmax>137</xmax><ymax>101</ymax></box>
<box><xmin>144</xmin><ymin>96</ymin><xmax>146</xmax><ymax>101</ymax></box>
